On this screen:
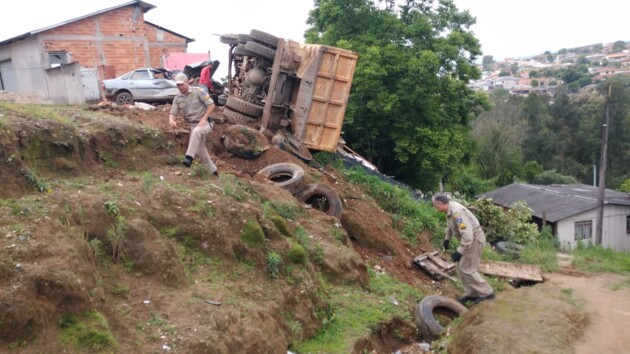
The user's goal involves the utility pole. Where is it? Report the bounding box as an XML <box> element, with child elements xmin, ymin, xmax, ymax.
<box><xmin>595</xmin><ymin>83</ymin><xmax>611</xmax><ymax>245</ymax></box>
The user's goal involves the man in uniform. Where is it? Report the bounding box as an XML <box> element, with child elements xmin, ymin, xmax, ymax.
<box><xmin>169</xmin><ymin>73</ymin><xmax>219</xmax><ymax>176</ymax></box>
<box><xmin>432</xmin><ymin>193</ymin><xmax>494</xmax><ymax>305</ymax></box>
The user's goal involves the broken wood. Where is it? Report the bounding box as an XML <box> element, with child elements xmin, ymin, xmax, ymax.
<box><xmin>479</xmin><ymin>260</ymin><xmax>544</xmax><ymax>282</ymax></box>
<box><xmin>413</xmin><ymin>251</ymin><xmax>457</xmax><ymax>282</ymax></box>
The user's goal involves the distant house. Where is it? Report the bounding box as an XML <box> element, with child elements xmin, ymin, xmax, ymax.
<box><xmin>0</xmin><ymin>0</ymin><xmax>193</xmax><ymax>103</ymax></box>
<box><xmin>480</xmin><ymin>183</ymin><xmax>630</xmax><ymax>252</ymax></box>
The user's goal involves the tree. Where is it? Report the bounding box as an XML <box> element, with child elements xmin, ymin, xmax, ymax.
<box><xmin>510</xmin><ymin>62</ymin><xmax>519</xmax><ymax>75</ymax></box>
<box><xmin>305</xmin><ymin>0</ymin><xmax>488</xmax><ymax>190</ymax></box>
<box><xmin>612</xmin><ymin>40</ymin><xmax>627</xmax><ymax>53</ymax></box>
<box><xmin>521</xmin><ymin>93</ymin><xmax>552</xmax><ymax>166</ymax></box>
<box><xmin>531</xmin><ymin>79</ymin><xmax>539</xmax><ymax>87</ymax></box>
<box><xmin>482</xmin><ymin>55</ymin><xmax>495</xmax><ymax>71</ymax></box>
<box><xmin>558</xmin><ymin>48</ymin><xmax>567</xmax><ymax>55</ymax></box>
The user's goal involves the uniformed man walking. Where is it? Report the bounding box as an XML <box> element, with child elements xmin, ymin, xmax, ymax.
<box><xmin>432</xmin><ymin>193</ymin><xmax>494</xmax><ymax>305</ymax></box>
<box><xmin>168</xmin><ymin>73</ymin><xmax>219</xmax><ymax>176</ymax></box>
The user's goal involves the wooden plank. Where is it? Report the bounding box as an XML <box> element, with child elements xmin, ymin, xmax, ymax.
<box><xmin>479</xmin><ymin>260</ymin><xmax>544</xmax><ymax>282</ymax></box>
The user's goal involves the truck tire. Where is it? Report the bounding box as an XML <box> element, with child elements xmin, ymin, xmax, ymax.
<box><xmin>223</xmin><ymin>125</ymin><xmax>269</xmax><ymax>159</ymax></box>
<box><xmin>244</xmin><ymin>41</ymin><xmax>276</xmax><ymax>61</ymax></box>
<box><xmin>223</xmin><ymin>108</ymin><xmax>257</xmax><ymax>125</ymax></box>
<box><xmin>237</xmin><ymin>34</ymin><xmax>250</xmax><ymax>44</ymax></box>
<box><xmin>297</xmin><ymin>184</ymin><xmax>342</xmax><ymax>219</ymax></box>
<box><xmin>256</xmin><ymin>163</ymin><xmax>305</xmax><ymax>194</ymax></box>
<box><xmin>285</xmin><ymin>137</ymin><xmax>313</xmax><ymax>163</ymax></box>
<box><xmin>415</xmin><ymin>295</ymin><xmax>468</xmax><ymax>340</ymax></box>
<box><xmin>249</xmin><ymin>29</ymin><xmax>279</xmax><ymax>49</ymax></box>
<box><xmin>233</xmin><ymin>44</ymin><xmax>257</xmax><ymax>58</ymax></box>
<box><xmin>226</xmin><ymin>96</ymin><xmax>263</xmax><ymax>118</ymax></box>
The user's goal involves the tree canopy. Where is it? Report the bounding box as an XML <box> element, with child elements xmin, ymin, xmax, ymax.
<box><xmin>305</xmin><ymin>0</ymin><xmax>487</xmax><ymax>190</ymax></box>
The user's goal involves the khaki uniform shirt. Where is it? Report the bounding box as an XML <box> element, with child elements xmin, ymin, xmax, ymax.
<box><xmin>445</xmin><ymin>201</ymin><xmax>485</xmax><ymax>254</ymax></box>
<box><xmin>170</xmin><ymin>87</ymin><xmax>214</xmax><ymax>123</ymax></box>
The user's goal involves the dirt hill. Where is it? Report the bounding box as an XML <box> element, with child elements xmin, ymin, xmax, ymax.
<box><xmin>0</xmin><ymin>98</ymin><xmax>610</xmax><ymax>354</ymax></box>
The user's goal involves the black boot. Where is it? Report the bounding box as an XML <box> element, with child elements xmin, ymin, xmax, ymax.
<box><xmin>182</xmin><ymin>155</ymin><xmax>193</xmax><ymax>167</ymax></box>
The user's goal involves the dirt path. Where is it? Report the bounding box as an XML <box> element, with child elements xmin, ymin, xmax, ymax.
<box><xmin>545</xmin><ymin>272</ymin><xmax>630</xmax><ymax>353</ymax></box>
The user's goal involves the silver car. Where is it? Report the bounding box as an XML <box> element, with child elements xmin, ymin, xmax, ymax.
<box><xmin>102</xmin><ymin>68</ymin><xmax>180</xmax><ymax>105</ymax></box>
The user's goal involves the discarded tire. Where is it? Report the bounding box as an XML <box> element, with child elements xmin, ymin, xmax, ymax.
<box><xmin>223</xmin><ymin>125</ymin><xmax>269</xmax><ymax>159</ymax></box>
<box><xmin>415</xmin><ymin>295</ymin><xmax>468</xmax><ymax>340</ymax></box>
<box><xmin>496</xmin><ymin>241</ymin><xmax>524</xmax><ymax>257</ymax></box>
<box><xmin>297</xmin><ymin>183</ymin><xmax>342</xmax><ymax>219</ymax></box>
<box><xmin>285</xmin><ymin>138</ymin><xmax>313</xmax><ymax>163</ymax></box>
<box><xmin>256</xmin><ymin>163</ymin><xmax>304</xmax><ymax>194</ymax></box>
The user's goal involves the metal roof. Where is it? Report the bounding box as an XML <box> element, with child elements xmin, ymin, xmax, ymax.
<box><xmin>0</xmin><ymin>1</ymin><xmax>193</xmax><ymax>46</ymax></box>
<box><xmin>479</xmin><ymin>183</ymin><xmax>630</xmax><ymax>222</ymax></box>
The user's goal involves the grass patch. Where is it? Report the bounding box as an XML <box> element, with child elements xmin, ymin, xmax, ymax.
<box><xmin>571</xmin><ymin>244</ymin><xmax>630</xmax><ymax>274</ymax></box>
<box><xmin>339</xmin><ymin>164</ymin><xmax>442</xmax><ymax>242</ymax></box>
<box><xmin>520</xmin><ymin>237</ymin><xmax>559</xmax><ymax>273</ymax></box>
<box><xmin>241</xmin><ymin>219</ymin><xmax>265</xmax><ymax>247</ymax></box>
<box><xmin>0</xmin><ymin>199</ymin><xmax>21</xmax><ymax>214</ymax></box>
<box><xmin>0</xmin><ymin>102</ymin><xmax>71</xmax><ymax>124</ymax></box>
<box><xmin>58</xmin><ymin>310</ymin><xmax>117</xmax><ymax>352</ymax></box>
<box><xmin>291</xmin><ymin>270</ymin><xmax>423</xmax><ymax>353</ymax></box>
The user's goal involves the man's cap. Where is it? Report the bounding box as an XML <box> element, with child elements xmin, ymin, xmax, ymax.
<box><xmin>175</xmin><ymin>73</ymin><xmax>188</xmax><ymax>84</ymax></box>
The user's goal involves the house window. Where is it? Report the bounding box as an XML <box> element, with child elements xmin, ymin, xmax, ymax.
<box><xmin>48</xmin><ymin>52</ymin><xmax>69</xmax><ymax>67</ymax></box>
<box><xmin>626</xmin><ymin>215</ymin><xmax>630</xmax><ymax>235</ymax></box>
<box><xmin>574</xmin><ymin>220</ymin><xmax>593</xmax><ymax>241</ymax></box>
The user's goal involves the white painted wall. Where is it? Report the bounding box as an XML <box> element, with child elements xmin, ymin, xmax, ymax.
<box><xmin>556</xmin><ymin>205</ymin><xmax>630</xmax><ymax>252</ymax></box>
<box><xmin>0</xmin><ymin>38</ymin><xmax>49</xmax><ymax>97</ymax></box>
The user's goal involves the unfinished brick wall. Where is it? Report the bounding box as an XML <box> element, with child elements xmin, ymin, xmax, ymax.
<box><xmin>40</xmin><ymin>5</ymin><xmax>188</xmax><ymax>78</ymax></box>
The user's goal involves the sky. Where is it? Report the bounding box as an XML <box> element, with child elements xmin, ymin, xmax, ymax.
<box><xmin>1</xmin><ymin>0</ymin><xmax>628</xmax><ymax>78</ymax></box>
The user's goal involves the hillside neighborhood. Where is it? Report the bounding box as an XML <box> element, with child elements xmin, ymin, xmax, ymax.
<box><xmin>0</xmin><ymin>1</ymin><xmax>629</xmax><ymax>353</ymax></box>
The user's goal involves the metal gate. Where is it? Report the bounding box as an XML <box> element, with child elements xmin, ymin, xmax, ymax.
<box><xmin>80</xmin><ymin>68</ymin><xmax>100</xmax><ymax>101</ymax></box>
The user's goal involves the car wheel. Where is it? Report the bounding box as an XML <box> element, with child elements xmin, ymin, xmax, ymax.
<box><xmin>115</xmin><ymin>92</ymin><xmax>133</xmax><ymax>105</ymax></box>
<box><xmin>256</xmin><ymin>163</ymin><xmax>305</xmax><ymax>195</ymax></box>
<box><xmin>296</xmin><ymin>183</ymin><xmax>342</xmax><ymax>218</ymax></box>
<box><xmin>244</xmin><ymin>41</ymin><xmax>276</xmax><ymax>61</ymax></box>
<box><xmin>223</xmin><ymin>125</ymin><xmax>269</xmax><ymax>159</ymax></box>
<box><xmin>226</xmin><ymin>96</ymin><xmax>263</xmax><ymax>118</ymax></box>
<box><xmin>415</xmin><ymin>295</ymin><xmax>468</xmax><ymax>340</ymax></box>
<box><xmin>249</xmin><ymin>29</ymin><xmax>279</xmax><ymax>49</ymax></box>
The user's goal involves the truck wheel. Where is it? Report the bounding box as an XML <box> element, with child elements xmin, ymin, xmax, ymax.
<box><xmin>115</xmin><ymin>91</ymin><xmax>133</xmax><ymax>105</ymax></box>
<box><xmin>415</xmin><ymin>295</ymin><xmax>468</xmax><ymax>340</ymax></box>
<box><xmin>223</xmin><ymin>108</ymin><xmax>257</xmax><ymax>125</ymax></box>
<box><xmin>245</xmin><ymin>41</ymin><xmax>276</xmax><ymax>61</ymax></box>
<box><xmin>249</xmin><ymin>29</ymin><xmax>279</xmax><ymax>49</ymax></box>
<box><xmin>237</xmin><ymin>34</ymin><xmax>250</xmax><ymax>44</ymax></box>
<box><xmin>226</xmin><ymin>96</ymin><xmax>263</xmax><ymax>118</ymax></box>
<box><xmin>256</xmin><ymin>163</ymin><xmax>305</xmax><ymax>194</ymax></box>
<box><xmin>233</xmin><ymin>43</ymin><xmax>258</xmax><ymax>58</ymax></box>
<box><xmin>297</xmin><ymin>184</ymin><xmax>342</xmax><ymax>219</ymax></box>
<box><xmin>223</xmin><ymin>125</ymin><xmax>269</xmax><ymax>159</ymax></box>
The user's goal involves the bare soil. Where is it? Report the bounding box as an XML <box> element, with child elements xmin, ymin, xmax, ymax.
<box><xmin>0</xmin><ymin>98</ymin><xmax>628</xmax><ymax>353</ymax></box>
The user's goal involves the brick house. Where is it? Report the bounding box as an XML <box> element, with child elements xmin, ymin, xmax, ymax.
<box><xmin>0</xmin><ymin>0</ymin><xmax>193</xmax><ymax>103</ymax></box>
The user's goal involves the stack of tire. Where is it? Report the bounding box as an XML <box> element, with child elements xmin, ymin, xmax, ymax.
<box><xmin>221</xmin><ymin>29</ymin><xmax>279</xmax><ymax>125</ymax></box>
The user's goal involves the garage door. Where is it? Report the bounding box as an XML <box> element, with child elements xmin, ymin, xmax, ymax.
<box><xmin>0</xmin><ymin>60</ymin><xmax>17</xmax><ymax>91</ymax></box>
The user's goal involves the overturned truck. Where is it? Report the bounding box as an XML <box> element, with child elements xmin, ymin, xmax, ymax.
<box><xmin>219</xmin><ymin>29</ymin><xmax>358</xmax><ymax>155</ymax></box>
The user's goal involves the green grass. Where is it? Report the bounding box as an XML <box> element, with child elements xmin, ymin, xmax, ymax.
<box><xmin>519</xmin><ymin>237</ymin><xmax>559</xmax><ymax>273</ymax></box>
<box><xmin>339</xmin><ymin>164</ymin><xmax>442</xmax><ymax>242</ymax></box>
<box><xmin>0</xmin><ymin>102</ymin><xmax>71</xmax><ymax>124</ymax></box>
<box><xmin>58</xmin><ymin>310</ymin><xmax>117</xmax><ymax>352</ymax></box>
<box><xmin>571</xmin><ymin>244</ymin><xmax>630</xmax><ymax>274</ymax></box>
<box><xmin>291</xmin><ymin>270</ymin><xmax>423</xmax><ymax>353</ymax></box>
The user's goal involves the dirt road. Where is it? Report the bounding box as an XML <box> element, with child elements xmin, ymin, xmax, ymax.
<box><xmin>545</xmin><ymin>272</ymin><xmax>630</xmax><ymax>353</ymax></box>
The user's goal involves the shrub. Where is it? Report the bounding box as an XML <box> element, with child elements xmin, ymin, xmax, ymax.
<box><xmin>241</xmin><ymin>219</ymin><xmax>265</xmax><ymax>247</ymax></box>
<box><xmin>267</xmin><ymin>251</ymin><xmax>282</xmax><ymax>278</ymax></box>
<box><xmin>287</xmin><ymin>243</ymin><xmax>307</xmax><ymax>264</ymax></box>
<box><xmin>533</xmin><ymin>169</ymin><xmax>577</xmax><ymax>185</ymax></box>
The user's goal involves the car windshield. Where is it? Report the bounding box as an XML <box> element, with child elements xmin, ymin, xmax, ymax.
<box><xmin>130</xmin><ymin>70</ymin><xmax>151</xmax><ymax>80</ymax></box>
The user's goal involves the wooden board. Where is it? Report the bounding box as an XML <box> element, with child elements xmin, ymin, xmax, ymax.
<box><xmin>413</xmin><ymin>252</ymin><xmax>456</xmax><ymax>281</ymax></box>
<box><xmin>479</xmin><ymin>260</ymin><xmax>544</xmax><ymax>282</ymax></box>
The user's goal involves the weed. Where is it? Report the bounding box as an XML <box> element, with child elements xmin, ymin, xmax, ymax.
<box><xmin>0</xmin><ymin>199</ymin><xmax>21</xmax><ymax>214</ymax></box>
<box><xmin>222</xmin><ymin>174</ymin><xmax>253</xmax><ymax>202</ymax></box>
<box><xmin>288</xmin><ymin>242</ymin><xmax>308</xmax><ymax>264</ymax></box>
<box><xmin>89</xmin><ymin>238</ymin><xmax>105</xmax><ymax>264</ymax></box>
<box><xmin>314</xmin><ymin>245</ymin><xmax>325</xmax><ymax>264</ymax></box>
<box><xmin>100</xmin><ymin>152</ymin><xmax>119</xmax><ymax>168</ymax></box>
<box><xmin>141</xmin><ymin>172</ymin><xmax>154</xmax><ymax>195</ymax></box>
<box><xmin>241</xmin><ymin>219</ymin><xmax>265</xmax><ymax>247</ymax></box>
<box><xmin>123</xmin><ymin>260</ymin><xmax>134</xmax><ymax>273</ymax></box>
<box><xmin>191</xmin><ymin>163</ymin><xmax>209</xmax><ymax>179</ymax></box>
<box><xmin>294</xmin><ymin>225</ymin><xmax>310</xmax><ymax>250</ymax></box>
<box><xmin>111</xmin><ymin>283</ymin><xmax>130</xmax><ymax>298</ymax></box>
<box><xmin>266</xmin><ymin>201</ymin><xmax>301</xmax><ymax>220</ymax></box>
<box><xmin>571</xmin><ymin>244</ymin><xmax>630</xmax><ymax>274</ymax></box>
<box><xmin>267</xmin><ymin>251</ymin><xmax>282</xmax><ymax>278</ymax></box>
<box><xmin>0</xmin><ymin>102</ymin><xmax>70</xmax><ymax>123</ymax></box>
<box><xmin>332</xmin><ymin>229</ymin><xmax>345</xmax><ymax>243</ymax></box>
<box><xmin>58</xmin><ymin>310</ymin><xmax>118</xmax><ymax>351</ymax></box>
<box><xmin>23</xmin><ymin>169</ymin><xmax>47</xmax><ymax>192</ymax></box>
<box><xmin>160</xmin><ymin>226</ymin><xmax>179</xmax><ymax>238</ymax></box>
<box><xmin>104</xmin><ymin>201</ymin><xmax>119</xmax><ymax>215</ymax></box>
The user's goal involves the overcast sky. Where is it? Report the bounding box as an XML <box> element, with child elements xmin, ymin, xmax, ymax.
<box><xmin>1</xmin><ymin>0</ymin><xmax>628</xmax><ymax>78</ymax></box>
